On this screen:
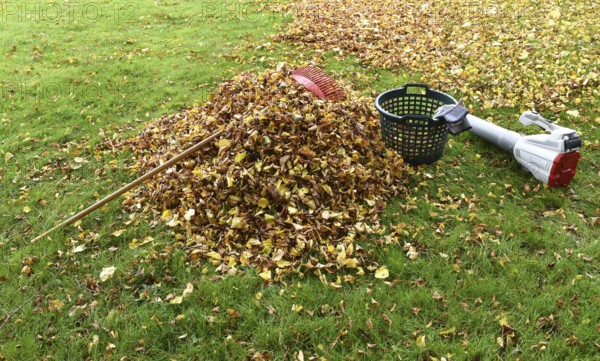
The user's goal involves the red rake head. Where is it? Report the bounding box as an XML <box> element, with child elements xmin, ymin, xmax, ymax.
<box><xmin>292</xmin><ymin>66</ymin><xmax>345</xmax><ymax>100</ymax></box>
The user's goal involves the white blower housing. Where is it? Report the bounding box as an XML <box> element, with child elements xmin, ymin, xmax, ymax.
<box><xmin>466</xmin><ymin>111</ymin><xmax>581</xmax><ymax>187</ymax></box>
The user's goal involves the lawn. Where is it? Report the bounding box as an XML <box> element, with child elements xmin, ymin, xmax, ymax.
<box><xmin>1</xmin><ymin>1</ymin><xmax>598</xmax><ymax>360</ymax></box>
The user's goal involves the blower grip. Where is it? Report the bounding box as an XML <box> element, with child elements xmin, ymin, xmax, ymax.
<box><xmin>519</xmin><ymin>111</ymin><xmax>557</xmax><ymax>132</ymax></box>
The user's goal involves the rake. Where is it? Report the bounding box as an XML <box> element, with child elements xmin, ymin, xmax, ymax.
<box><xmin>292</xmin><ymin>66</ymin><xmax>345</xmax><ymax>100</ymax></box>
<box><xmin>30</xmin><ymin>128</ymin><xmax>225</xmax><ymax>243</ymax></box>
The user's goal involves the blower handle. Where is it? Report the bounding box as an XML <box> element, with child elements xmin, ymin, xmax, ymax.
<box><xmin>519</xmin><ymin>111</ymin><xmax>559</xmax><ymax>132</ymax></box>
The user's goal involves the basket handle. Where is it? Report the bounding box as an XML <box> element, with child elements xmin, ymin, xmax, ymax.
<box><xmin>403</xmin><ymin>83</ymin><xmax>430</xmax><ymax>95</ymax></box>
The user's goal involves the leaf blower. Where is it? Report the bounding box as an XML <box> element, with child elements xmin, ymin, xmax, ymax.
<box><xmin>434</xmin><ymin>104</ymin><xmax>582</xmax><ymax>187</ymax></box>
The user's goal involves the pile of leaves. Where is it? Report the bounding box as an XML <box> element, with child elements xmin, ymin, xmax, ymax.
<box><xmin>119</xmin><ymin>64</ymin><xmax>411</xmax><ymax>281</ymax></box>
<box><xmin>277</xmin><ymin>0</ymin><xmax>599</xmax><ymax>114</ymax></box>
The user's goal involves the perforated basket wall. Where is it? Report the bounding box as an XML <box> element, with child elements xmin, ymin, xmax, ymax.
<box><xmin>375</xmin><ymin>84</ymin><xmax>457</xmax><ymax>165</ymax></box>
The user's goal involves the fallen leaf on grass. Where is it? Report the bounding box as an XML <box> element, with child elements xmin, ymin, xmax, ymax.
<box><xmin>439</xmin><ymin>327</ymin><xmax>456</xmax><ymax>336</ymax></box>
<box><xmin>111</xmin><ymin>229</ymin><xmax>125</xmax><ymax>237</ymax></box>
<box><xmin>433</xmin><ymin>291</ymin><xmax>444</xmax><ymax>302</ymax></box>
<box><xmin>259</xmin><ymin>270</ymin><xmax>272</xmax><ymax>281</ymax></box>
<box><xmin>48</xmin><ymin>300</ymin><xmax>64</xmax><ymax>312</ymax></box>
<box><xmin>170</xmin><ymin>283</ymin><xmax>194</xmax><ymax>304</ymax></box>
<box><xmin>100</xmin><ymin>266</ymin><xmax>116</xmax><ymax>282</ymax></box>
<box><xmin>73</xmin><ymin>245</ymin><xmax>86</xmax><ymax>253</ymax></box>
<box><xmin>21</xmin><ymin>265</ymin><xmax>32</xmax><ymax>276</ymax></box>
<box><xmin>374</xmin><ymin>266</ymin><xmax>389</xmax><ymax>279</ymax></box>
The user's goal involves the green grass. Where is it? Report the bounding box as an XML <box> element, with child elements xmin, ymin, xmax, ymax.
<box><xmin>1</xmin><ymin>1</ymin><xmax>599</xmax><ymax>360</ymax></box>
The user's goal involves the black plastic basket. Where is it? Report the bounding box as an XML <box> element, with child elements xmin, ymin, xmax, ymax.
<box><xmin>375</xmin><ymin>84</ymin><xmax>457</xmax><ymax>165</ymax></box>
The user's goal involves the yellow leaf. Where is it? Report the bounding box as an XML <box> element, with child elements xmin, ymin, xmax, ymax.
<box><xmin>207</xmin><ymin>251</ymin><xmax>222</xmax><ymax>260</ymax></box>
<box><xmin>48</xmin><ymin>299</ymin><xmax>64</xmax><ymax>312</ymax></box>
<box><xmin>128</xmin><ymin>239</ymin><xmax>139</xmax><ymax>249</ymax></box>
<box><xmin>375</xmin><ymin>266</ymin><xmax>389</xmax><ymax>279</ymax></box>
<box><xmin>416</xmin><ymin>335</ymin><xmax>426</xmax><ymax>347</ymax></box>
<box><xmin>439</xmin><ymin>327</ymin><xmax>456</xmax><ymax>336</ymax></box>
<box><xmin>235</xmin><ymin>152</ymin><xmax>246</xmax><ymax>163</ymax></box>
<box><xmin>88</xmin><ymin>335</ymin><xmax>99</xmax><ymax>353</ymax></box>
<box><xmin>182</xmin><ymin>283</ymin><xmax>194</xmax><ymax>297</ymax></box>
<box><xmin>226</xmin><ymin>309</ymin><xmax>240</xmax><ymax>317</ymax></box>
<box><xmin>111</xmin><ymin>229</ymin><xmax>125</xmax><ymax>237</ymax></box>
<box><xmin>161</xmin><ymin>210</ymin><xmax>173</xmax><ymax>221</ymax></box>
<box><xmin>291</xmin><ymin>304</ymin><xmax>303</xmax><ymax>313</ymax></box>
<box><xmin>336</xmin><ymin>248</ymin><xmax>346</xmax><ymax>262</ymax></box>
<box><xmin>550</xmin><ymin>9</ymin><xmax>561</xmax><ymax>19</ymax></box>
<box><xmin>170</xmin><ymin>296</ymin><xmax>184</xmax><ymax>305</ymax></box>
<box><xmin>4</xmin><ymin>153</ymin><xmax>14</xmax><ymax>161</ymax></box>
<box><xmin>21</xmin><ymin>265</ymin><xmax>32</xmax><ymax>276</ymax></box>
<box><xmin>141</xmin><ymin>236</ymin><xmax>153</xmax><ymax>245</ymax></box>
<box><xmin>231</xmin><ymin>216</ymin><xmax>246</xmax><ymax>229</ymax></box>
<box><xmin>257</xmin><ymin>198</ymin><xmax>269</xmax><ymax>208</ymax></box>
<box><xmin>170</xmin><ymin>283</ymin><xmax>194</xmax><ymax>305</ymax></box>
<box><xmin>276</xmin><ymin>260</ymin><xmax>291</xmax><ymax>268</ymax></box>
<box><xmin>259</xmin><ymin>270</ymin><xmax>272</xmax><ymax>281</ymax></box>
<box><xmin>216</xmin><ymin>139</ymin><xmax>231</xmax><ymax>148</ymax></box>
<box><xmin>273</xmin><ymin>250</ymin><xmax>284</xmax><ymax>262</ymax></box>
<box><xmin>100</xmin><ymin>266</ymin><xmax>116</xmax><ymax>282</ymax></box>
<box><xmin>228</xmin><ymin>257</ymin><xmax>237</xmax><ymax>267</ymax></box>
<box><xmin>566</xmin><ymin>110</ymin><xmax>580</xmax><ymax>118</ymax></box>
<box><xmin>343</xmin><ymin>258</ymin><xmax>359</xmax><ymax>268</ymax></box>
<box><xmin>497</xmin><ymin>336</ymin><xmax>504</xmax><ymax>348</ymax></box>
<box><xmin>23</xmin><ymin>206</ymin><xmax>31</xmax><ymax>213</ymax></box>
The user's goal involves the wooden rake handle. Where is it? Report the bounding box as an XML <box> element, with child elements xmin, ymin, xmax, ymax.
<box><xmin>30</xmin><ymin>127</ymin><xmax>226</xmax><ymax>243</ymax></box>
